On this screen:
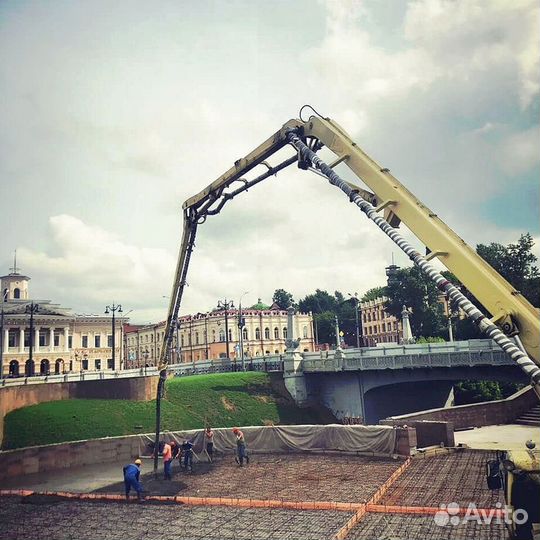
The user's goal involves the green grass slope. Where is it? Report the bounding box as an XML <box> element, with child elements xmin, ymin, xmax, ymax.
<box><xmin>3</xmin><ymin>372</ymin><xmax>329</xmax><ymax>449</ymax></box>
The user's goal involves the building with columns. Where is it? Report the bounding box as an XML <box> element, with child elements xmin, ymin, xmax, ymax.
<box><xmin>0</xmin><ymin>267</ymin><xmax>128</xmax><ymax>377</ymax></box>
<box><xmin>124</xmin><ymin>299</ymin><xmax>315</xmax><ymax>367</ymax></box>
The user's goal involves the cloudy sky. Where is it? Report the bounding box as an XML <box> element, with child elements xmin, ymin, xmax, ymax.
<box><xmin>1</xmin><ymin>0</ymin><xmax>538</xmax><ymax>323</ymax></box>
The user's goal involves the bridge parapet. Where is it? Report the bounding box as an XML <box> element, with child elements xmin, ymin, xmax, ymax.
<box><xmin>302</xmin><ymin>340</ymin><xmax>513</xmax><ymax>373</ymax></box>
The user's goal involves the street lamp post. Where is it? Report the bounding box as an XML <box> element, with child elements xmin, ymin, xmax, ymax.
<box><xmin>217</xmin><ymin>299</ymin><xmax>234</xmax><ymax>362</ymax></box>
<box><xmin>348</xmin><ymin>292</ymin><xmax>361</xmax><ymax>348</ymax></box>
<box><xmin>204</xmin><ymin>314</ymin><xmax>209</xmax><ymax>360</ymax></box>
<box><xmin>238</xmin><ymin>292</ymin><xmax>249</xmax><ymax>371</ymax></box>
<box><xmin>105</xmin><ymin>303</ymin><xmax>123</xmax><ymax>370</ymax></box>
<box><xmin>0</xmin><ymin>289</ymin><xmax>7</xmax><ymax>379</ymax></box>
<box><xmin>26</xmin><ymin>302</ymin><xmax>39</xmax><ymax>375</ymax></box>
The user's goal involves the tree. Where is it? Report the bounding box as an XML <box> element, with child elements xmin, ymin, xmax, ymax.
<box><xmin>361</xmin><ymin>286</ymin><xmax>386</xmax><ymax>302</ymax></box>
<box><xmin>298</xmin><ymin>289</ymin><xmax>338</xmax><ymax>314</ymax></box>
<box><xmin>272</xmin><ymin>289</ymin><xmax>295</xmax><ymax>310</ymax></box>
<box><xmin>384</xmin><ymin>266</ymin><xmax>447</xmax><ymax>339</ymax></box>
<box><xmin>477</xmin><ymin>233</ymin><xmax>539</xmax><ymax>307</ymax></box>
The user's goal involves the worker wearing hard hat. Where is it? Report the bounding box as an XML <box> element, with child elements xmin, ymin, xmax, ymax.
<box><xmin>232</xmin><ymin>427</ymin><xmax>249</xmax><ymax>466</ymax></box>
<box><xmin>123</xmin><ymin>459</ymin><xmax>144</xmax><ymax>501</ymax></box>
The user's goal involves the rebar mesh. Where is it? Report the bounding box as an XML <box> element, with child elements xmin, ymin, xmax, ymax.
<box><xmin>94</xmin><ymin>453</ymin><xmax>403</xmax><ymax>504</ymax></box>
<box><xmin>380</xmin><ymin>451</ymin><xmax>504</xmax><ymax>508</ymax></box>
<box><xmin>0</xmin><ymin>450</ymin><xmax>513</xmax><ymax>539</ymax></box>
<box><xmin>0</xmin><ymin>497</ymin><xmax>351</xmax><ymax>540</ymax></box>
<box><xmin>346</xmin><ymin>512</ymin><xmax>508</xmax><ymax>540</ymax></box>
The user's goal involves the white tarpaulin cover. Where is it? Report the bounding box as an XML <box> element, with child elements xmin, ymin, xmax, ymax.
<box><xmin>138</xmin><ymin>424</ymin><xmax>397</xmax><ymax>456</ymax></box>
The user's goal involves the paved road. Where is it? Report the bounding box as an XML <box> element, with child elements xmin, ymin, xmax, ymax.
<box><xmin>455</xmin><ymin>424</ymin><xmax>540</xmax><ymax>451</ymax></box>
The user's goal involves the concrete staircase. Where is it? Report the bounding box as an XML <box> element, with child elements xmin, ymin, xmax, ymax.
<box><xmin>515</xmin><ymin>403</ymin><xmax>540</xmax><ymax>426</ymax></box>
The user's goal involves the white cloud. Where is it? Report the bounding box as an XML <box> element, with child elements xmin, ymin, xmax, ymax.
<box><xmin>18</xmin><ymin>215</ymin><xmax>175</xmax><ymax>322</ymax></box>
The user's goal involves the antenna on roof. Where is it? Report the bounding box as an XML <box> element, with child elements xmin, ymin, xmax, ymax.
<box><xmin>9</xmin><ymin>249</ymin><xmax>20</xmax><ymax>275</ymax></box>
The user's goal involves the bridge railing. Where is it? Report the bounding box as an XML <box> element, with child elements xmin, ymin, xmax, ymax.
<box><xmin>302</xmin><ymin>339</ymin><xmax>514</xmax><ymax>372</ymax></box>
<box><xmin>0</xmin><ymin>357</ymin><xmax>286</xmax><ymax>388</ymax></box>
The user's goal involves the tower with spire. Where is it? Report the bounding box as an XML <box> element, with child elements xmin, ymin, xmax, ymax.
<box><xmin>1</xmin><ymin>250</ymin><xmax>31</xmax><ymax>301</ymax></box>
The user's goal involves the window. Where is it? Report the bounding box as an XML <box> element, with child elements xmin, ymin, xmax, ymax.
<box><xmin>82</xmin><ymin>359</ymin><xmax>88</xmax><ymax>370</ymax></box>
<box><xmin>8</xmin><ymin>330</ymin><xmax>16</xmax><ymax>348</ymax></box>
<box><xmin>219</xmin><ymin>329</ymin><xmax>225</xmax><ymax>342</ymax></box>
<box><xmin>274</xmin><ymin>327</ymin><xmax>279</xmax><ymax>339</ymax></box>
<box><xmin>107</xmin><ymin>358</ymin><xmax>113</xmax><ymax>369</ymax></box>
<box><xmin>24</xmin><ymin>331</ymin><xmax>30</xmax><ymax>347</ymax></box>
<box><xmin>242</xmin><ymin>328</ymin><xmax>248</xmax><ymax>340</ymax></box>
<box><xmin>39</xmin><ymin>331</ymin><xmax>46</xmax><ymax>347</ymax></box>
<box><xmin>264</xmin><ymin>327</ymin><xmax>270</xmax><ymax>339</ymax></box>
<box><xmin>14</xmin><ymin>288</ymin><xmax>20</xmax><ymax>299</ymax></box>
<box><xmin>95</xmin><ymin>359</ymin><xmax>101</xmax><ymax>370</ymax></box>
<box><xmin>68</xmin><ymin>336</ymin><xmax>73</xmax><ymax>349</ymax></box>
<box><xmin>107</xmin><ymin>335</ymin><xmax>113</xmax><ymax>347</ymax></box>
<box><xmin>283</xmin><ymin>327</ymin><xmax>287</xmax><ymax>338</ymax></box>
<box><xmin>255</xmin><ymin>328</ymin><xmax>260</xmax><ymax>340</ymax></box>
<box><xmin>82</xmin><ymin>335</ymin><xmax>88</xmax><ymax>348</ymax></box>
<box><xmin>94</xmin><ymin>335</ymin><xmax>101</xmax><ymax>348</ymax></box>
<box><xmin>54</xmin><ymin>333</ymin><xmax>60</xmax><ymax>347</ymax></box>
<box><xmin>367</xmin><ymin>313</ymin><xmax>371</xmax><ymax>322</ymax></box>
<box><xmin>303</xmin><ymin>326</ymin><xmax>308</xmax><ymax>338</ymax></box>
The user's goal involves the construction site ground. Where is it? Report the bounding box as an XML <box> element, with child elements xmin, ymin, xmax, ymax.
<box><xmin>0</xmin><ymin>449</ymin><xmax>509</xmax><ymax>539</ymax></box>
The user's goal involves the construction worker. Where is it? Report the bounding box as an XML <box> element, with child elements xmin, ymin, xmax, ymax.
<box><xmin>232</xmin><ymin>427</ymin><xmax>249</xmax><ymax>466</ymax></box>
<box><xmin>162</xmin><ymin>440</ymin><xmax>173</xmax><ymax>480</ymax></box>
<box><xmin>181</xmin><ymin>439</ymin><xmax>194</xmax><ymax>472</ymax></box>
<box><xmin>204</xmin><ymin>426</ymin><xmax>214</xmax><ymax>459</ymax></box>
<box><xmin>123</xmin><ymin>459</ymin><xmax>143</xmax><ymax>501</ymax></box>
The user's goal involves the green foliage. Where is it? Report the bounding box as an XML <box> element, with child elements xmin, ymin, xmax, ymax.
<box><xmin>272</xmin><ymin>289</ymin><xmax>295</xmax><ymax>310</ymax></box>
<box><xmin>384</xmin><ymin>266</ymin><xmax>447</xmax><ymax>339</ymax></box>
<box><xmin>298</xmin><ymin>289</ymin><xmax>339</xmax><ymax>314</ymax></box>
<box><xmin>3</xmin><ymin>373</ymin><xmax>326</xmax><ymax>450</ymax></box>
<box><xmin>454</xmin><ymin>380</ymin><xmax>524</xmax><ymax>405</ymax></box>
<box><xmin>416</xmin><ymin>336</ymin><xmax>445</xmax><ymax>343</ymax></box>
<box><xmin>361</xmin><ymin>287</ymin><xmax>386</xmax><ymax>302</ymax></box>
<box><xmin>477</xmin><ymin>233</ymin><xmax>539</xmax><ymax>307</ymax></box>
<box><xmin>298</xmin><ymin>290</ymin><xmax>359</xmax><ymax>345</ymax></box>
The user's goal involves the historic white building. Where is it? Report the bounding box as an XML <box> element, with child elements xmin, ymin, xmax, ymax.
<box><xmin>124</xmin><ymin>299</ymin><xmax>315</xmax><ymax>367</ymax></box>
<box><xmin>0</xmin><ymin>266</ymin><xmax>128</xmax><ymax>377</ymax></box>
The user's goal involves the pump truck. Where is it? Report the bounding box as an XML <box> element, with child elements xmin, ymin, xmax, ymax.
<box><xmin>156</xmin><ymin>107</ymin><xmax>540</xmax><ymax>537</ymax></box>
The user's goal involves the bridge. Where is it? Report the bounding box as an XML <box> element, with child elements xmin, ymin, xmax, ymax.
<box><xmin>283</xmin><ymin>339</ymin><xmax>525</xmax><ymax>424</ymax></box>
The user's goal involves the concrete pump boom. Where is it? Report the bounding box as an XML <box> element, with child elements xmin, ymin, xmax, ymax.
<box><xmin>158</xmin><ymin>113</ymin><xmax>540</xmax><ymax>385</ymax></box>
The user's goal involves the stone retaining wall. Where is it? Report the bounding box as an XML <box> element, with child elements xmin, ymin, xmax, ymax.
<box><xmin>0</xmin><ymin>376</ymin><xmax>158</xmax><ymax>446</ymax></box>
<box><xmin>380</xmin><ymin>385</ymin><xmax>537</xmax><ymax>430</ymax></box>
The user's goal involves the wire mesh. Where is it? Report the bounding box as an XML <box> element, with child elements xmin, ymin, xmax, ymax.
<box><xmin>0</xmin><ymin>450</ymin><xmax>511</xmax><ymax>539</ymax></box>
<box><xmin>380</xmin><ymin>450</ymin><xmax>505</xmax><ymax>508</ymax></box>
<box><xmin>346</xmin><ymin>512</ymin><xmax>508</xmax><ymax>540</ymax></box>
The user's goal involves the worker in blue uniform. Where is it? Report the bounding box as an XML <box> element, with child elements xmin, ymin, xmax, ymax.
<box><xmin>123</xmin><ymin>458</ymin><xmax>144</xmax><ymax>501</ymax></box>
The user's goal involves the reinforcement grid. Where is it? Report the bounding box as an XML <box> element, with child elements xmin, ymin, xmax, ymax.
<box><xmin>380</xmin><ymin>450</ymin><xmax>505</xmax><ymax>508</ymax></box>
<box><xmin>96</xmin><ymin>453</ymin><xmax>403</xmax><ymax>504</ymax></box>
<box><xmin>346</xmin><ymin>513</ymin><xmax>508</xmax><ymax>540</ymax></box>
<box><xmin>0</xmin><ymin>497</ymin><xmax>351</xmax><ymax>540</ymax></box>
<box><xmin>0</xmin><ymin>451</ymin><xmax>510</xmax><ymax>540</ymax></box>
